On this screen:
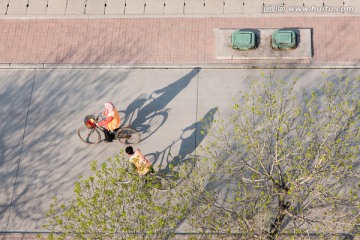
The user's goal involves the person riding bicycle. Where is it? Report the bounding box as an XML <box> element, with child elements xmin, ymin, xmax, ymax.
<box><xmin>125</xmin><ymin>146</ymin><xmax>154</xmax><ymax>176</ymax></box>
<box><xmin>96</xmin><ymin>102</ymin><xmax>120</xmax><ymax>142</ymax></box>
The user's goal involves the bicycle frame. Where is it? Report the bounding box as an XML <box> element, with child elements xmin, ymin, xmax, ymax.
<box><xmin>78</xmin><ymin>113</ymin><xmax>141</xmax><ymax>145</ymax></box>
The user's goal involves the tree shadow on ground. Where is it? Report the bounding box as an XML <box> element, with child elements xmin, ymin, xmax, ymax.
<box><xmin>0</xmin><ymin>67</ymin><xmax>133</xmax><ymax>231</ymax></box>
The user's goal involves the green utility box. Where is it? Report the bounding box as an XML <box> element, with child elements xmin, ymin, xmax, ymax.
<box><xmin>271</xmin><ymin>30</ymin><xmax>297</xmax><ymax>50</ymax></box>
<box><xmin>231</xmin><ymin>30</ymin><xmax>256</xmax><ymax>50</ymax></box>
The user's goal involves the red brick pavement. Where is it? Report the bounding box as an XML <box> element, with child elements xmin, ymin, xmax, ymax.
<box><xmin>0</xmin><ymin>16</ymin><xmax>359</xmax><ymax>65</ymax></box>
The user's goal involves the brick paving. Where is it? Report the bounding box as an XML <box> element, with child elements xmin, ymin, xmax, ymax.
<box><xmin>0</xmin><ymin>16</ymin><xmax>359</xmax><ymax>66</ymax></box>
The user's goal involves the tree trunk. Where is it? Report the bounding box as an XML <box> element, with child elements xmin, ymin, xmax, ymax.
<box><xmin>268</xmin><ymin>194</ymin><xmax>289</xmax><ymax>240</ymax></box>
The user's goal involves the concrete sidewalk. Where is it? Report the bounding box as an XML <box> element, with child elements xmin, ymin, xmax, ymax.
<box><xmin>1</xmin><ymin>68</ymin><xmax>359</xmax><ymax>238</ymax></box>
<box><xmin>1</xmin><ymin>0</ymin><xmax>360</xmax><ymax>67</ymax></box>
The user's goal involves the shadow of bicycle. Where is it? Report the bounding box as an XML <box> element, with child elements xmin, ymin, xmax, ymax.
<box><xmin>118</xmin><ymin>68</ymin><xmax>201</xmax><ymax>143</ymax></box>
<box><xmin>118</xmin><ymin>105</ymin><xmax>170</xmax><ymax>143</ymax></box>
<box><xmin>144</xmin><ymin>107</ymin><xmax>218</xmax><ymax>187</ymax></box>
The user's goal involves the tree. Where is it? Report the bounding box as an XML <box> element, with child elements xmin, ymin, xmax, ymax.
<box><xmin>43</xmin><ymin>154</ymin><xmax>189</xmax><ymax>240</ymax></box>
<box><xmin>184</xmin><ymin>74</ymin><xmax>360</xmax><ymax>239</ymax></box>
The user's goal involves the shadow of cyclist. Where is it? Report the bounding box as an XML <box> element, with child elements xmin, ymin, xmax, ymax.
<box><xmin>125</xmin><ymin>68</ymin><xmax>201</xmax><ymax>135</ymax></box>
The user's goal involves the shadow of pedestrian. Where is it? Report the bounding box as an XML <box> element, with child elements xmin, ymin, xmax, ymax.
<box><xmin>153</xmin><ymin>107</ymin><xmax>218</xmax><ymax>178</ymax></box>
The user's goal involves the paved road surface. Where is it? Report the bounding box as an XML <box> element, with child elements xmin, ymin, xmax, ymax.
<box><xmin>1</xmin><ymin>0</ymin><xmax>360</xmax><ymax>238</ymax></box>
<box><xmin>1</xmin><ymin>67</ymin><xmax>360</xmax><ymax>235</ymax></box>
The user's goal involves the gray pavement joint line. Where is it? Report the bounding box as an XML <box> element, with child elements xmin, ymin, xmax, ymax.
<box><xmin>46</xmin><ymin>0</ymin><xmax>51</xmax><ymax>14</ymax></box>
<box><xmin>84</xmin><ymin>0</ymin><xmax>87</xmax><ymax>14</ymax></box>
<box><xmin>194</xmin><ymin>67</ymin><xmax>200</xmax><ymax>157</ymax></box>
<box><xmin>5</xmin><ymin>0</ymin><xmax>10</xmax><ymax>15</ymax></box>
<box><xmin>5</xmin><ymin>69</ymin><xmax>37</xmax><ymax>232</ymax></box>
<box><xmin>103</xmin><ymin>0</ymin><xmax>106</xmax><ymax>15</ymax></box>
<box><xmin>25</xmin><ymin>0</ymin><xmax>30</xmax><ymax>14</ymax></box>
<box><xmin>64</xmin><ymin>0</ymin><xmax>69</xmax><ymax>15</ymax></box>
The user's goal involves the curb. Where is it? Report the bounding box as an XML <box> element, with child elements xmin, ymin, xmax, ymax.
<box><xmin>0</xmin><ymin>63</ymin><xmax>359</xmax><ymax>70</ymax></box>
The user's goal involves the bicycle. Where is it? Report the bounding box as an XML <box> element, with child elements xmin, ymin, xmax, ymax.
<box><xmin>78</xmin><ymin>114</ymin><xmax>141</xmax><ymax>145</ymax></box>
<box><xmin>118</xmin><ymin>170</ymin><xmax>171</xmax><ymax>192</ymax></box>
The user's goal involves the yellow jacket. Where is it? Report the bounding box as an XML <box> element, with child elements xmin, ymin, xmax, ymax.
<box><xmin>129</xmin><ymin>150</ymin><xmax>151</xmax><ymax>175</ymax></box>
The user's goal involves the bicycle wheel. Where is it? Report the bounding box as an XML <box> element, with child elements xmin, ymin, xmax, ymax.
<box><xmin>140</xmin><ymin>111</ymin><xmax>168</xmax><ymax>142</ymax></box>
<box><xmin>117</xmin><ymin>127</ymin><xmax>141</xmax><ymax>145</ymax></box>
<box><xmin>150</xmin><ymin>175</ymin><xmax>171</xmax><ymax>191</ymax></box>
<box><xmin>78</xmin><ymin>125</ymin><xmax>101</xmax><ymax>144</ymax></box>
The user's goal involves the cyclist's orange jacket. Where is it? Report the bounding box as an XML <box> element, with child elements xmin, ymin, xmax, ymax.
<box><xmin>98</xmin><ymin>107</ymin><xmax>120</xmax><ymax>131</ymax></box>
